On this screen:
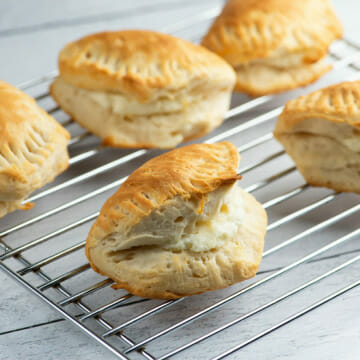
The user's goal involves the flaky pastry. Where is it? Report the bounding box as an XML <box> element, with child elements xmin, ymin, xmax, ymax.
<box><xmin>202</xmin><ymin>0</ymin><xmax>342</xmax><ymax>96</ymax></box>
<box><xmin>0</xmin><ymin>80</ymin><xmax>70</xmax><ymax>218</ymax></box>
<box><xmin>51</xmin><ymin>30</ymin><xmax>236</xmax><ymax>148</ymax></box>
<box><xmin>274</xmin><ymin>81</ymin><xmax>360</xmax><ymax>193</ymax></box>
<box><xmin>85</xmin><ymin>142</ymin><xmax>267</xmax><ymax>299</ymax></box>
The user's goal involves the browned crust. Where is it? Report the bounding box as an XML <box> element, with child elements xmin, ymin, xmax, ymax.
<box><xmin>202</xmin><ymin>0</ymin><xmax>343</xmax><ymax>67</ymax></box>
<box><xmin>0</xmin><ymin>80</ymin><xmax>70</xmax><ymax>207</ymax></box>
<box><xmin>110</xmin><ymin>282</ymin><xmax>209</xmax><ymax>300</ymax></box>
<box><xmin>0</xmin><ymin>81</ymin><xmax>70</xmax><ymax>171</ymax></box>
<box><xmin>20</xmin><ymin>202</ymin><xmax>34</xmax><ymax>211</ymax></box>
<box><xmin>57</xmin><ymin>30</ymin><xmax>236</xmax><ymax>102</ymax></box>
<box><xmin>274</xmin><ymin>81</ymin><xmax>360</xmax><ymax>136</ymax></box>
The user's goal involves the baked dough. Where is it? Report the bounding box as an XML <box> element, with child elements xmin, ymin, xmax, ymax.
<box><xmin>274</xmin><ymin>81</ymin><xmax>360</xmax><ymax>193</ymax></box>
<box><xmin>0</xmin><ymin>80</ymin><xmax>70</xmax><ymax>218</ymax></box>
<box><xmin>50</xmin><ymin>30</ymin><xmax>236</xmax><ymax>149</ymax></box>
<box><xmin>85</xmin><ymin>142</ymin><xmax>267</xmax><ymax>299</ymax></box>
<box><xmin>202</xmin><ymin>0</ymin><xmax>342</xmax><ymax>96</ymax></box>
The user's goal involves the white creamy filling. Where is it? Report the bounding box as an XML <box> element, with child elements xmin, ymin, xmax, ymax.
<box><xmin>71</xmin><ymin>85</ymin><xmax>201</xmax><ymax>116</ymax></box>
<box><xmin>101</xmin><ymin>184</ymin><xmax>244</xmax><ymax>254</ymax></box>
<box><xmin>165</xmin><ymin>185</ymin><xmax>244</xmax><ymax>252</ymax></box>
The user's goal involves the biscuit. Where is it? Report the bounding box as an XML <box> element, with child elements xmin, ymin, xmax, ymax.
<box><xmin>0</xmin><ymin>80</ymin><xmax>70</xmax><ymax>217</ymax></box>
<box><xmin>274</xmin><ymin>81</ymin><xmax>360</xmax><ymax>193</ymax></box>
<box><xmin>202</xmin><ymin>0</ymin><xmax>342</xmax><ymax>96</ymax></box>
<box><xmin>85</xmin><ymin>142</ymin><xmax>267</xmax><ymax>299</ymax></box>
<box><xmin>51</xmin><ymin>31</ymin><xmax>236</xmax><ymax>148</ymax></box>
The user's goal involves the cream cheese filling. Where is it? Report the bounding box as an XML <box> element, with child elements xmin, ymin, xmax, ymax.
<box><xmin>164</xmin><ymin>184</ymin><xmax>244</xmax><ymax>252</ymax></box>
<box><xmin>86</xmin><ymin>90</ymin><xmax>186</xmax><ymax>115</ymax></box>
<box><xmin>64</xmin><ymin>80</ymin><xmax>205</xmax><ymax>116</ymax></box>
<box><xmin>103</xmin><ymin>184</ymin><xmax>244</xmax><ymax>254</ymax></box>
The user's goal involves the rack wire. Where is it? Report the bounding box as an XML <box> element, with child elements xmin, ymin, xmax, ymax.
<box><xmin>1</xmin><ymin>4</ymin><xmax>360</xmax><ymax>360</ymax></box>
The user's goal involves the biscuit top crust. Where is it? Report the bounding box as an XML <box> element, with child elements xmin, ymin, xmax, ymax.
<box><xmin>86</xmin><ymin>142</ymin><xmax>241</xmax><ymax>249</ymax></box>
<box><xmin>0</xmin><ymin>80</ymin><xmax>70</xmax><ymax>182</ymax></box>
<box><xmin>275</xmin><ymin>81</ymin><xmax>360</xmax><ymax>134</ymax></box>
<box><xmin>202</xmin><ymin>0</ymin><xmax>342</xmax><ymax>67</ymax></box>
<box><xmin>0</xmin><ymin>80</ymin><xmax>69</xmax><ymax>146</ymax></box>
<box><xmin>58</xmin><ymin>30</ymin><xmax>236</xmax><ymax>102</ymax></box>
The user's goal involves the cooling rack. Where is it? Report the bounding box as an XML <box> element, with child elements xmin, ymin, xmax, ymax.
<box><xmin>1</xmin><ymin>5</ymin><xmax>360</xmax><ymax>360</ymax></box>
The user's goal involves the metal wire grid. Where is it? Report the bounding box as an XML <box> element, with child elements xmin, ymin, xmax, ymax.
<box><xmin>1</xmin><ymin>6</ymin><xmax>360</xmax><ymax>360</ymax></box>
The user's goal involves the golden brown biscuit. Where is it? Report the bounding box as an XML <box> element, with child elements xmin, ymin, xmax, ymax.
<box><xmin>0</xmin><ymin>80</ymin><xmax>70</xmax><ymax>218</ymax></box>
<box><xmin>202</xmin><ymin>0</ymin><xmax>342</xmax><ymax>96</ymax></box>
<box><xmin>85</xmin><ymin>142</ymin><xmax>267</xmax><ymax>299</ymax></box>
<box><xmin>274</xmin><ymin>81</ymin><xmax>360</xmax><ymax>193</ymax></box>
<box><xmin>50</xmin><ymin>30</ymin><xmax>236</xmax><ymax>149</ymax></box>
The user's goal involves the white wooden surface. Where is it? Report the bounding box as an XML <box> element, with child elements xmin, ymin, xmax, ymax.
<box><xmin>0</xmin><ymin>1</ymin><xmax>360</xmax><ymax>359</ymax></box>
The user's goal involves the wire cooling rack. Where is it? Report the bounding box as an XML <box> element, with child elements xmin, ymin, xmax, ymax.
<box><xmin>1</xmin><ymin>5</ymin><xmax>360</xmax><ymax>360</ymax></box>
